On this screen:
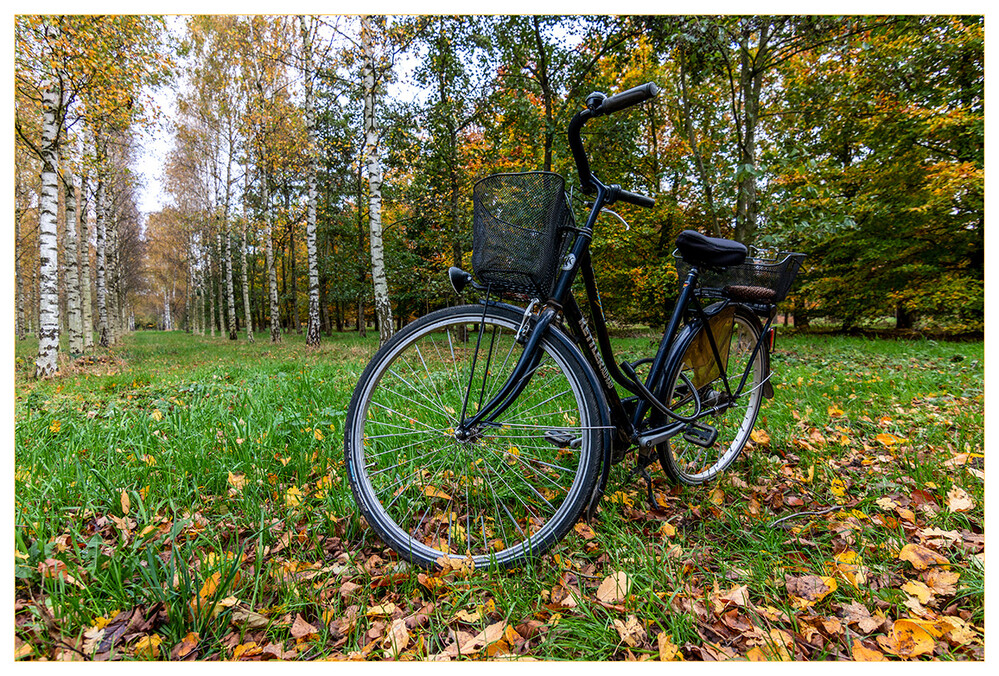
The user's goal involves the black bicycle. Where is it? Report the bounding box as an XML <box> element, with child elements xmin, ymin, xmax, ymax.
<box><xmin>344</xmin><ymin>83</ymin><xmax>805</xmax><ymax>569</ymax></box>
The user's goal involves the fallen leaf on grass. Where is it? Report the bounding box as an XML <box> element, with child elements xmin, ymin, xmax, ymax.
<box><xmin>898</xmin><ymin>543</ymin><xmax>949</xmax><ymax>570</ymax></box>
<box><xmin>877</xmin><ymin>618</ymin><xmax>937</xmax><ymax>658</ymax></box>
<box><xmin>613</xmin><ymin>615</ymin><xmax>646</xmax><ymax>647</ymax></box>
<box><xmin>171</xmin><ymin>632</ymin><xmax>199</xmax><ymax>659</ymax></box>
<box><xmin>875</xmin><ymin>432</ymin><xmax>907</xmax><ymax>447</ymax></box>
<box><xmin>134</xmin><ymin>634</ymin><xmax>163</xmax><ymax>659</ymax></box>
<box><xmin>38</xmin><ymin>558</ymin><xmax>85</xmax><ymax>588</ymax></box>
<box><xmin>851</xmin><ymin>642</ymin><xmax>887</xmax><ymax>661</ymax></box>
<box><xmin>946</xmin><ymin>486</ymin><xmax>974</xmax><ymax>512</ymax></box>
<box><xmin>785</xmin><ymin>574</ymin><xmax>836</xmax><ymax>609</ymax></box>
<box><xmin>290</xmin><ymin>614</ymin><xmax>319</xmax><ymax>639</ymax></box>
<box><xmin>382</xmin><ymin>619</ymin><xmax>410</xmax><ymax>659</ymax></box>
<box><xmin>231</xmin><ymin>606</ymin><xmax>270</xmax><ymax>630</ymax></box>
<box><xmin>902</xmin><ymin>580</ymin><xmax>933</xmax><ymax>605</ymax></box>
<box><xmin>596</xmin><ymin>571</ymin><xmax>631</xmax><ymax>605</ymax></box>
<box><xmin>233</xmin><ymin>642</ymin><xmax>263</xmax><ymax>660</ymax></box>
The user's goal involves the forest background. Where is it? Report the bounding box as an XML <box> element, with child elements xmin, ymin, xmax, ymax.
<box><xmin>10</xmin><ymin>13</ymin><xmax>987</xmax><ymax>662</ymax></box>
<box><xmin>13</xmin><ymin>14</ymin><xmax>984</xmax><ymax>378</ymax></box>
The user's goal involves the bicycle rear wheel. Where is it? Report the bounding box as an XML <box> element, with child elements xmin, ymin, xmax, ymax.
<box><xmin>344</xmin><ymin>304</ymin><xmax>603</xmax><ymax>569</ymax></box>
<box><xmin>658</xmin><ymin>306</ymin><xmax>766</xmax><ymax>484</ymax></box>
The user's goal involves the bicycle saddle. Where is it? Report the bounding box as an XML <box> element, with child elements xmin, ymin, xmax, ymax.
<box><xmin>675</xmin><ymin>230</ymin><xmax>747</xmax><ymax>268</ymax></box>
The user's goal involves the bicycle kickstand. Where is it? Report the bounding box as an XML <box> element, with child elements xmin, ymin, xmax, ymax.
<box><xmin>626</xmin><ymin>453</ymin><xmax>658</xmax><ymax>507</ymax></box>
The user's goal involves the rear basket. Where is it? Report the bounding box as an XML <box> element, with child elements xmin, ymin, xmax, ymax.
<box><xmin>674</xmin><ymin>250</ymin><xmax>806</xmax><ymax>304</ymax></box>
<box><xmin>471</xmin><ymin>172</ymin><xmax>575</xmax><ymax>299</ymax></box>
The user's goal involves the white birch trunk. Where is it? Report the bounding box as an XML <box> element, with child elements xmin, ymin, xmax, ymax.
<box><xmin>301</xmin><ymin>15</ymin><xmax>321</xmax><ymax>347</ymax></box>
<box><xmin>264</xmin><ymin>170</ymin><xmax>281</xmax><ymax>342</ymax></box>
<box><xmin>215</xmin><ymin>228</ymin><xmax>227</xmax><ymax>337</ymax></box>
<box><xmin>163</xmin><ymin>284</ymin><xmax>172</xmax><ymax>330</ymax></box>
<box><xmin>95</xmin><ymin>173</ymin><xmax>110</xmax><ymax>348</ymax></box>
<box><xmin>107</xmin><ymin>205</ymin><xmax>119</xmax><ymax>345</ymax></box>
<box><xmin>240</xmin><ymin>183</ymin><xmax>254</xmax><ymax>342</ymax></box>
<box><xmin>361</xmin><ymin>17</ymin><xmax>394</xmax><ymax>346</ymax></box>
<box><xmin>80</xmin><ymin>171</ymin><xmax>94</xmax><ymax>348</ymax></box>
<box><xmin>224</xmin><ymin>222</ymin><xmax>237</xmax><ymax>339</ymax></box>
<box><xmin>223</xmin><ymin>145</ymin><xmax>238</xmax><ymax>340</ymax></box>
<box><xmin>35</xmin><ymin>73</ymin><xmax>61</xmax><ymax>378</ymax></box>
<box><xmin>63</xmin><ymin>159</ymin><xmax>83</xmax><ymax>354</ymax></box>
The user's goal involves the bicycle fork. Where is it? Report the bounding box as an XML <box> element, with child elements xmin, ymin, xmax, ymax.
<box><xmin>452</xmin><ymin>303</ymin><xmax>556</xmax><ymax>441</ymax></box>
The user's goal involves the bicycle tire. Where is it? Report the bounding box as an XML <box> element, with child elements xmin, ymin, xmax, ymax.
<box><xmin>344</xmin><ymin>304</ymin><xmax>604</xmax><ymax>569</ymax></box>
<box><xmin>657</xmin><ymin>305</ymin><xmax>767</xmax><ymax>484</ymax></box>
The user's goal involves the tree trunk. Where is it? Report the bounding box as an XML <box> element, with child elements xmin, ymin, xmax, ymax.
<box><xmin>79</xmin><ymin>170</ymin><xmax>94</xmax><ymax>348</ymax></box>
<box><xmin>215</xmin><ymin>226</ymin><xmax>228</xmax><ymax>337</ymax></box>
<box><xmin>95</xmin><ymin>173</ymin><xmax>111</xmax><ymax>348</ymax></box>
<box><xmin>62</xmin><ymin>160</ymin><xmax>83</xmax><ymax>354</ymax></box>
<box><xmin>264</xmin><ymin>171</ymin><xmax>281</xmax><ymax>342</ymax></box>
<box><xmin>287</xmin><ymin>196</ymin><xmax>301</xmax><ymax>334</ymax></box>
<box><xmin>240</xmin><ymin>211</ymin><xmax>254</xmax><ymax>342</ymax></box>
<box><xmin>733</xmin><ymin>22</ymin><xmax>768</xmax><ymax>247</ymax></box>
<box><xmin>300</xmin><ymin>15</ymin><xmax>322</xmax><ymax>347</ymax></box>
<box><xmin>224</xmin><ymin>221</ymin><xmax>237</xmax><ymax>339</ymax></box>
<box><xmin>361</xmin><ymin>17</ymin><xmax>394</xmax><ymax>346</ymax></box>
<box><xmin>15</xmin><ymin>207</ymin><xmax>26</xmax><ymax>340</ymax></box>
<box><xmin>35</xmin><ymin>72</ymin><xmax>61</xmax><ymax>378</ymax></box>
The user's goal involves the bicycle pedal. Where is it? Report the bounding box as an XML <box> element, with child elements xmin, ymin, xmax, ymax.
<box><xmin>544</xmin><ymin>430</ymin><xmax>582</xmax><ymax>449</ymax></box>
<box><xmin>682</xmin><ymin>422</ymin><xmax>718</xmax><ymax>448</ymax></box>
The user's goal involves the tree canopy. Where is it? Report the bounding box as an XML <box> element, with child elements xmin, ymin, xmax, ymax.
<box><xmin>14</xmin><ymin>14</ymin><xmax>984</xmax><ymax>373</ymax></box>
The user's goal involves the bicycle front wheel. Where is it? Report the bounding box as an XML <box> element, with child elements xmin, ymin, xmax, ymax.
<box><xmin>344</xmin><ymin>304</ymin><xmax>603</xmax><ymax>569</ymax></box>
<box><xmin>658</xmin><ymin>306</ymin><xmax>767</xmax><ymax>484</ymax></box>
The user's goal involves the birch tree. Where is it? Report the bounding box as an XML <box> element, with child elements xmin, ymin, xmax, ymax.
<box><xmin>360</xmin><ymin>16</ymin><xmax>394</xmax><ymax>345</ymax></box>
<box><xmin>300</xmin><ymin>15</ymin><xmax>321</xmax><ymax>347</ymax></box>
<box><xmin>62</xmin><ymin>141</ymin><xmax>84</xmax><ymax>354</ymax></box>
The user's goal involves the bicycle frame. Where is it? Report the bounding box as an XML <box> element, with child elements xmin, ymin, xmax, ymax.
<box><xmin>456</xmin><ymin>87</ymin><xmax>775</xmax><ymax>479</ymax></box>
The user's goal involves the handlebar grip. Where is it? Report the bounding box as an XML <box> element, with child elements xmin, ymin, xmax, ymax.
<box><xmin>591</xmin><ymin>82</ymin><xmax>659</xmax><ymax>117</ymax></box>
<box><xmin>616</xmin><ymin>188</ymin><xmax>655</xmax><ymax>209</ymax></box>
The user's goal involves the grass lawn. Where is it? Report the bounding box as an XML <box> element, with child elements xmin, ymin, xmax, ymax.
<box><xmin>13</xmin><ymin>326</ymin><xmax>984</xmax><ymax>661</ymax></box>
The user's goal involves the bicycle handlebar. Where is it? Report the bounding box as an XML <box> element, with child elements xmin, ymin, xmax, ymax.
<box><xmin>569</xmin><ymin>82</ymin><xmax>659</xmax><ymax>208</ymax></box>
<box><xmin>586</xmin><ymin>82</ymin><xmax>660</xmax><ymax>118</ymax></box>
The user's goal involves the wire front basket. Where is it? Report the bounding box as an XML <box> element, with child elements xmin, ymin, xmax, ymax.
<box><xmin>674</xmin><ymin>249</ymin><xmax>806</xmax><ymax>305</ymax></box>
<box><xmin>472</xmin><ymin>172</ymin><xmax>576</xmax><ymax>299</ymax></box>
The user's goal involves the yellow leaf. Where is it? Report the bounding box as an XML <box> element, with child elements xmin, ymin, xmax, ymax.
<box><xmin>174</xmin><ymin>632</ymin><xmax>199</xmax><ymax>659</ymax></box>
<box><xmin>886</xmin><ymin>619</ymin><xmax>937</xmax><ymax>658</ymax></box>
<box><xmin>233</xmin><ymin>642</ymin><xmax>262</xmax><ymax>660</ymax></box>
<box><xmin>902</xmin><ymin>580</ymin><xmax>933</xmax><ymax>604</ymax></box>
<box><xmin>134</xmin><ymin>634</ymin><xmax>163</xmax><ymax>659</ymax></box>
<box><xmin>899</xmin><ymin>543</ymin><xmax>949</xmax><ymax>570</ymax></box>
<box><xmin>151</xmin><ymin>409</ymin><xmax>163</xmax><ymax>422</ymax></box>
<box><xmin>656</xmin><ymin>631</ymin><xmax>683</xmax><ymax>661</ymax></box>
<box><xmin>228</xmin><ymin>472</ymin><xmax>247</xmax><ymax>491</ymax></box>
<box><xmin>49</xmin><ymin>419</ymin><xmax>62</xmax><ymax>434</ymax></box>
<box><xmin>830</xmin><ymin>478</ymin><xmax>847</xmax><ymax>498</ymax></box>
<box><xmin>875</xmin><ymin>432</ymin><xmax>907</xmax><ymax>447</ymax></box>
<box><xmin>851</xmin><ymin>643</ymin><xmax>887</xmax><ymax>661</ymax></box>
<box><xmin>709</xmin><ymin>487</ymin><xmax>725</xmax><ymax>505</ymax></box>
<box><xmin>198</xmin><ymin>572</ymin><xmax>221</xmax><ymax>600</ymax></box>
<box><xmin>120</xmin><ymin>490</ymin><xmax>130</xmax><ymax>515</ymax></box>
<box><xmin>313</xmin><ymin>428</ymin><xmax>324</xmax><ymax>442</ymax></box>
<box><xmin>423</xmin><ymin>485</ymin><xmax>452</xmax><ymax>500</ymax></box>
<box><xmin>827</xmin><ymin>405</ymin><xmax>845</xmax><ymax>418</ymax></box>
<box><xmin>284</xmin><ymin>486</ymin><xmax>303</xmax><ymax>507</ymax></box>
<box><xmin>750</xmin><ymin>429</ymin><xmax>770</xmax><ymax>446</ymax></box>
